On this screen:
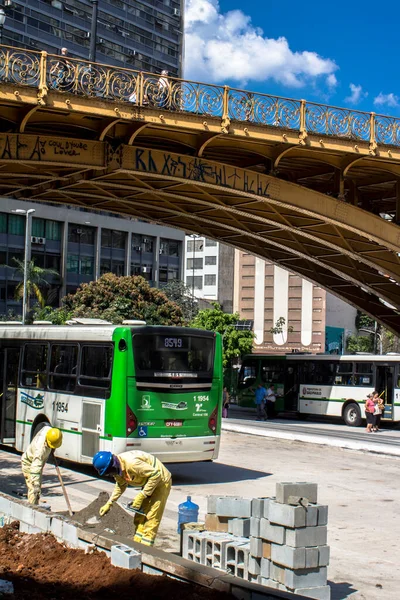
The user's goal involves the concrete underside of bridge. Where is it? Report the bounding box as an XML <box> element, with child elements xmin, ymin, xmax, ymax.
<box><xmin>1</xmin><ymin>85</ymin><xmax>400</xmax><ymax>332</ymax></box>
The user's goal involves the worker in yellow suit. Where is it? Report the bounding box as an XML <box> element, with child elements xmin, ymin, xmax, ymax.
<box><xmin>93</xmin><ymin>450</ymin><xmax>172</xmax><ymax>547</ymax></box>
<box><xmin>21</xmin><ymin>425</ymin><xmax>63</xmax><ymax>505</ymax></box>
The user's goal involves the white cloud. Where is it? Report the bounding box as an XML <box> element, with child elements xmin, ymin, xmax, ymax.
<box><xmin>344</xmin><ymin>83</ymin><xmax>367</xmax><ymax>105</ymax></box>
<box><xmin>184</xmin><ymin>0</ymin><xmax>338</xmax><ymax>88</ymax></box>
<box><xmin>374</xmin><ymin>92</ymin><xmax>399</xmax><ymax>108</ymax></box>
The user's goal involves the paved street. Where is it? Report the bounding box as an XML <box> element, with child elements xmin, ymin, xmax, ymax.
<box><xmin>1</xmin><ymin>428</ymin><xmax>399</xmax><ymax>600</ymax></box>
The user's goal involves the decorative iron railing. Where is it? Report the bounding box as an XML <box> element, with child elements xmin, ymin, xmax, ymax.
<box><xmin>1</xmin><ymin>44</ymin><xmax>400</xmax><ymax>148</ymax></box>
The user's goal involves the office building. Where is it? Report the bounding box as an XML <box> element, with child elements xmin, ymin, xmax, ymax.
<box><xmin>2</xmin><ymin>0</ymin><xmax>184</xmax><ymax>76</ymax></box>
<box><xmin>0</xmin><ymin>198</ymin><xmax>184</xmax><ymax>316</ymax></box>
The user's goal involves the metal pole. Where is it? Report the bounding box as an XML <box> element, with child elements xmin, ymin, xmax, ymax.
<box><xmin>22</xmin><ymin>211</ymin><xmax>34</xmax><ymax>325</ymax></box>
<box><xmin>0</xmin><ymin>25</ymin><xmax>3</xmax><ymax>44</ymax></box>
<box><xmin>192</xmin><ymin>234</ymin><xmax>195</xmax><ymax>302</ymax></box>
<box><xmin>89</xmin><ymin>0</ymin><xmax>99</xmax><ymax>63</ymax></box>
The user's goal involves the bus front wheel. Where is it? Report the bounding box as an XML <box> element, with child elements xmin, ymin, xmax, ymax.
<box><xmin>343</xmin><ymin>403</ymin><xmax>361</xmax><ymax>427</ymax></box>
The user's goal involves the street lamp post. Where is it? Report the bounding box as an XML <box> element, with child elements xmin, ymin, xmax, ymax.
<box><xmin>13</xmin><ymin>208</ymin><xmax>35</xmax><ymax>324</ymax></box>
<box><xmin>89</xmin><ymin>0</ymin><xmax>99</xmax><ymax>63</ymax></box>
<box><xmin>0</xmin><ymin>8</ymin><xmax>6</xmax><ymax>44</ymax></box>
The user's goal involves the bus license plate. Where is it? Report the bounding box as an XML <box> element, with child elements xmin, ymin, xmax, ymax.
<box><xmin>165</xmin><ymin>420</ymin><xmax>183</xmax><ymax>427</ymax></box>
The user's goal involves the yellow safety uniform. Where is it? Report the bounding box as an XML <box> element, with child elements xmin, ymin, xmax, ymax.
<box><xmin>108</xmin><ymin>450</ymin><xmax>172</xmax><ymax>546</ymax></box>
<box><xmin>21</xmin><ymin>426</ymin><xmax>52</xmax><ymax>505</ymax></box>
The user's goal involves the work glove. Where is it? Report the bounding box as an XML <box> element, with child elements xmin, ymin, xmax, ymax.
<box><xmin>99</xmin><ymin>501</ymin><xmax>112</xmax><ymax>517</ymax></box>
<box><xmin>131</xmin><ymin>491</ymin><xmax>146</xmax><ymax>510</ymax></box>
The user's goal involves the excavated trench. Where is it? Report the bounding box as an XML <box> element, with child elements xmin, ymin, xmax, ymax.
<box><xmin>0</xmin><ymin>522</ymin><xmax>232</xmax><ymax>600</ymax></box>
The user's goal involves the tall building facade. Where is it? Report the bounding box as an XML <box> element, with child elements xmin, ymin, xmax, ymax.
<box><xmin>2</xmin><ymin>0</ymin><xmax>184</xmax><ymax>75</ymax></box>
<box><xmin>0</xmin><ymin>198</ymin><xmax>184</xmax><ymax>316</ymax></box>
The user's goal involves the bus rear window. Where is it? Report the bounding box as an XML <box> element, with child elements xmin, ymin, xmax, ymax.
<box><xmin>132</xmin><ymin>334</ymin><xmax>214</xmax><ymax>379</ymax></box>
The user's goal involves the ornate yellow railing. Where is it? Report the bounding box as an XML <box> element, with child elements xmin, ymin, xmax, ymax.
<box><xmin>1</xmin><ymin>43</ymin><xmax>400</xmax><ymax>147</ymax></box>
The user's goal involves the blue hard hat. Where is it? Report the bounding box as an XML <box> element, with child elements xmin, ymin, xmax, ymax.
<box><xmin>93</xmin><ymin>451</ymin><xmax>113</xmax><ymax>476</ymax></box>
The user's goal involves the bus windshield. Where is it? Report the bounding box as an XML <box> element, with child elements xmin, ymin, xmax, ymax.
<box><xmin>132</xmin><ymin>333</ymin><xmax>215</xmax><ymax>382</ymax></box>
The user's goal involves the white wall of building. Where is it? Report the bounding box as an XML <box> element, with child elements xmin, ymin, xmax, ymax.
<box><xmin>184</xmin><ymin>236</ymin><xmax>219</xmax><ymax>299</ymax></box>
<box><xmin>325</xmin><ymin>292</ymin><xmax>357</xmax><ymax>334</ymax></box>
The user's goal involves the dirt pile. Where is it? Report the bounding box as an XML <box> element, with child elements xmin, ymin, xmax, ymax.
<box><xmin>0</xmin><ymin>522</ymin><xmax>232</xmax><ymax>600</ymax></box>
<box><xmin>70</xmin><ymin>492</ymin><xmax>133</xmax><ymax>537</ymax></box>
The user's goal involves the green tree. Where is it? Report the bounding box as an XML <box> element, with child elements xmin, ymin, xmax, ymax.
<box><xmin>61</xmin><ymin>273</ymin><xmax>183</xmax><ymax>325</ymax></box>
<box><xmin>9</xmin><ymin>258</ymin><xmax>59</xmax><ymax>310</ymax></box>
<box><xmin>270</xmin><ymin>317</ymin><xmax>294</xmax><ymax>343</ymax></box>
<box><xmin>190</xmin><ymin>302</ymin><xmax>254</xmax><ymax>367</ymax></box>
<box><xmin>346</xmin><ymin>334</ymin><xmax>374</xmax><ymax>354</ymax></box>
<box><xmin>162</xmin><ymin>279</ymin><xmax>198</xmax><ymax>322</ymax></box>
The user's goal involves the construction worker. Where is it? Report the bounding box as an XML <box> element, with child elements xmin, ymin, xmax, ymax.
<box><xmin>21</xmin><ymin>425</ymin><xmax>63</xmax><ymax>505</ymax></box>
<box><xmin>92</xmin><ymin>450</ymin><xmax>172</xmax><ymax>547</ymax></box>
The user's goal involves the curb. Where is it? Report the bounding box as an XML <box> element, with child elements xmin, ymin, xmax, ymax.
<box><xmin>221</xmin><ymin>423</ymin><xmax>400</xmax><ymax>457</ymax></box>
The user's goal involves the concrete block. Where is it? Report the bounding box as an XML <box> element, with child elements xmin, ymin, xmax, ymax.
<box><xmin>262</xmin><ymin>541</ymin><xmax>271</xmax><ymax>559</ymax></box>
<box><xmin>226</xmin><ymin>542</ymin><xmax>250</xmax><ymax>580</ymax></box>
<box><xmin>50</xmin><ymin>517</ymin><xmax>64</xmax><ymax>540</ymax></box>
<box><xmin>305</xmin><ymin>547</ymin><xmax>319</xmax><ymax>569</ymax></box>
<box><xmin>294</xmin><ymin>585</ymin><xmax>331</xmax><ymax>600</ymax></box>
<box><xmin>285</xmin><ymin>567</ymin><xmax>328</xmax><ymax>589</ymax></box>
<box><xmin>269</xmin><ymin>500</ymin><xmax>306</xmax><ymax>528</ymax></box>
<box><xmin>263</xmin><ymin>498</ymin><xmax>272</xmax><ymax>519</ymax></box>
<box><xmin>305</xmin><ymin>505</ymin><xmax>318</xmax><ymax>527</ymax></box>
<box><xmin>270</xmin><ymin>563</ymin><xmax>285</xmax><ymax>584</ymax></box>
<box><xmin>111</xmin><ymin>544</ymin><xmax>141</xmax><ymax>570</ymax></box>
<box><xmin>247</xmin><ymin>573</ymin><xmax>260</xmax><ymax>584</ymax></box>
<box><xmin>34</xmin><ymin>510</ymin><xmax>51</xmax><ymax>532</ymax></box>
<box><xmin>285</xmin><ymin>525</ymin><xmax>327</xmax><ymax>548</ymax></box>
<box><xmin>205</xmin><ymin>513</ymin><xmax>229</xmax><ymax>532</ymax></box>
<box><xmin>259</xmin><ymin>519</ymin><xmax>285</xmax><ymax>544</ymax></box>
<box><xmin>228</xmin><ymin>518</ymin><xmax>250</xmax><ymax>537</ymax></box>
<box><xmin>216</xmin><ymin>497</ymin><xmax>252</xmax><ymax>518</ymax></box>
<box><xmin>0</xmin><ymin>496</ymin><xmax>11</xmax><ymax>516</ymax></box>
<box><xmin>318</xmin><ymin>505</ymin><xmax>329</xmax><ymax>526</ymax></box>
<box><xmin>260</xmin><ymin>558</ymin><xmax>270</xmax><ymax>578</ymax></box>
<box><xmin>251</xmin><ymin>498</ymin><xmax>266</xmax><ymax>519</ymax></box>
<box><xmin>319</xmin><ymin>545</ymin><xmax>330</xmax><ymax>567</ymax></box>
<box><xmin>207</xmin><ymin>495</ymin><xmax>222</xmax><ymax>514</ymax></box>
<box><xmin>276</xmin><ymin>482</ymin><xmax>318</xmax><ymax>505</ymax></box>
<box><xmin>271</xmin><ymin>544</ymin><xmax>306</xmax><ymax>569</ymax></box>
<box><xmin>183</xmin><ymin>531</ymin><xmax>208</xmax><ymax>563</ymax></box>
<box><xmin>260</xmin><ymin>578</ymin><xmax>279</xmax><ymax>589</ymax></box>
<box><xmin>62</xmin><ymin>521</ymin><xmax>79</xmax><ymax>548</ymax></box>
<box><xmin>10</xmin><ymin>502</ymin><xmax>35</xmax><ymax>526</ymax></box>
<box><xmin>248</xmin><ymin>555</ymin><xmax>261</xmax><ymax>575</ymax></box>
<box><xmin>204</xmin><ymin>534</ymin><xmax>233</xmax><ymax>570</ymax></box>
<box><xmin>19</xmin><ymin>522</ymin><xmax>42</xmax><ymax>534</ymax></box>
<box><xmin>250</xmin><ymin>517</ymin><xmax>260</xmax><ymax>537</ymax></box>
<box><xmin>249</xmin><ymin>536</ymin><xmax>263</xmax><ymax>558</ymax></box>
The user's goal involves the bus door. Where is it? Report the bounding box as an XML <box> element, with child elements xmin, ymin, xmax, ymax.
<box><xmin>376</xmin><ymin>364</ymin><xmax>394</xmax><ymax>419</ymax></box>
<box><xmin>284</xmin><ymin>361</ymin><xmax>299</xmax><ymax>412</ymax></box>
<box><xmin>0</xmin><ymin>347</ymin><xmax>20</xmax><ymax>443</ymax></box>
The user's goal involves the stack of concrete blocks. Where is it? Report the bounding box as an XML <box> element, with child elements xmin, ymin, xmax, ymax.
<box><xmin>182</xmin><ymin>482</ymin><xmax>330</xmax><ymax>600</ymax></box>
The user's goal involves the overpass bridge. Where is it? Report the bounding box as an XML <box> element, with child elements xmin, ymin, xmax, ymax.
<box><xmin>1</xmin><ymin>45</ymin><xmax>400</xmax><ymax>332</ymax></box>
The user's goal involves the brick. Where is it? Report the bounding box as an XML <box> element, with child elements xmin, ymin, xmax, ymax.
<box><xmin>271</xmin><ymin>544</ymin><xmax>306</xmax><ymax>569</ymax></box>
<box><xmin>317</xmin><ymin>505</ymin><xmax>329</xmax><ymax>526</ymax></box>
<box><xmin>262</xmin><ymin>541</ymin><xmax>271</xmax><ymax>559</ymax></box>
<box><xmin>259</xmin><ymin>519</ymin><xmax>285</xmax><ymax>544</ymax></box>
<box><xmin>111</xmin><ymin>544</ymin><xmax>141</xmax><ymax>570</ymax></box>
<box><xmin>250</xmin><ymin>517</ymin><xmax>260</xmax><ymax>537</ymax></box>
<box><xmin>260</xmin><ymin>558</ymin><xmax>270</xmax><ymax>578</ymax></box>
<box><xmin>305</xmin><ymin>505</ymin><xmax>318</xmax><ymax>527</ymax></box>
<box><xmin>285</xmin><ymin>567</ymin><xmax>328</xmax><ymax>589</ymax></box>
<box><xmin>205</xmin><ymin>513</ymin><xmax>229</xmax><ymax>533</ymax></box>
<box><xmin>319</xmin><ymin>545</ymin><xmax>330</xmax><ymax>566</ymax></box>
<box><xmin>216</xmin><ymin>497</ymin><xmax>252</xmax><ymax>518</ymax></box>
<box><xmin>294</xmin><ymin>585</ymin><xmax>331</xmax><ymax>600</ymax></box>
<box><xmin>285</xmin><ymin>526</ymin><xmax>327</xmax><ymax>548</ymax></box>
<box><xmin>251</xmin><ymin>498</ymin><xmax>267</xmax><ymax>519</ymax></box>
<box><xmin>62</xmin><ymin>521</ymin><xmax>79</xmax><ymax>548</ymax></box>
<box><xmin>249</xmin><ymin>536</ymin><xmax>263</xmax><ymax>557</ymax></box>
<box><xmin>276</xmin><ymin>483</ymin><xmax>318</xmax><ymax>505</ymax></box>
<box><xmin>228</xmin><ymin>518</ymin><xmax>250</xmax><ymax>538</ymax></box>
<box><xmin>305</xmin><ymin>547</ymin><xmax>319</xmax><ymax>568</ymax></box>
<box><xmin>269</xmin><ymin>500</ymin><xmax>306</xmax><ymax>528</ymax></box>
<box><xmin>34</xmin><ymin>509</ymin><xmax>51</xmax><ymax>532</ymax></box>
<box><xmin>248</xmin><ymin>555</ymin><xmax>261</xmax><ymax>575</ymax></box>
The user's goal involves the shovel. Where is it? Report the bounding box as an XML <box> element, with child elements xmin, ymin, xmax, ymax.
<box><xmin>123</xmin><ymin>503</ymin><xmax>147</xmax><ymax>518</ymax></box>
<box><xmin>52</xmin><ymin>451</ymin><xmax>73</xmax><ymax>517</ymax></box>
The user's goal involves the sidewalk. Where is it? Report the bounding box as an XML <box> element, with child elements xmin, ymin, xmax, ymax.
<box><xmin>222</xmin><ymin>405</ymin><xmax>400</xmax><ymax>457</ymax></box>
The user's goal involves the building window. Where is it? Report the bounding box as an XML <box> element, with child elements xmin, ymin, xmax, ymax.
<box><xmin>46</xmin><ymin>220</ymin><xmax>62</xmax><ymax>241</ymax></box>
<box><xmin>102</xmin><ymin>229</ymin><xmax>126</xmax><ymax>249</ymax></box>
<box><xmin>205</xmin><ymin>274</ymin><xmax>216</xmax><ymax>286</ymax></box>
<box><xmin>0</xmin><ymin>213</ymin><xmax>6</xmax><ymax>233</ymax></box>
<box><xmin>186</xmin><ymin>257</ymin><xmax>203</xmax><ymax>270</ymax></box>
<box><xmin>67</xmin><ymin>255</ymin><xmax>79</xmax><ymax>273</ymax></box>
<box><xmin>159</xmin><ymin>267</ymin><xmax>168</xmax><ymax>283</ymax></box>
<box><xmin>187</xmin><ymin>239</ymin><xmax>204</xmax><ymax>252</ymax></box>
<box><xmin>8</xmin><ymin>215</ymin><xmax>24</xmax><ymax>236</ymax></box>
<box><xmin>68</xmin><ymin>224</ymin><xmax>95</xmax><ymax>245</ymax></box>
<box><xmin>100</xmin><ymin>259</ymin><xmax>111</xmax><ymax>275</ymax></box>
<box><xmin>67</xmin><ymin>255</ymin><xmax>93</xmax><ymax>276</ymax></box>
<box><xmin>205</xmin><ymin>238</ymin><xmax>217</xmax><ymax>247</ymax></box>
<box><xmin>32</xmin><ymin>218</ymin><xmax>45</xmax><ymax>238</ymax></box>
<box><xmin>205</xmin><ymin>255</ymin><xmax>217</xmax><ymax>266</ymax></box>
<box><xmin>186</xmin><ymin>276</ymin><xmax>203</xmax><ymax>290</ymax></box>
<box><xmin>160</xmin><ymin>239</ymin><xmax>180</xmax><ymax>256</ymax></box>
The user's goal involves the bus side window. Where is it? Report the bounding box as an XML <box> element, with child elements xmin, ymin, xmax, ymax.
<box><xmin>49</xmin><ymin>344</ymin><xmax>78</xmax><ymax>392</ymax></box>
<box><xmin>21</xmin><ymin>344</ymin><xmax>48</xmax><ymax>389</ymax></box>
<box><xmin>78</xmin><ymin>345</ymin><xmax>113</xmax><ymax>391</ymax></box>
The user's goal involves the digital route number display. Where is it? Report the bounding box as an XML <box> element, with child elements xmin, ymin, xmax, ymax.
<box><xmin>157</xmin><ymin>336</ymin><xmax>189</xmax><ymax>350</ymax></box>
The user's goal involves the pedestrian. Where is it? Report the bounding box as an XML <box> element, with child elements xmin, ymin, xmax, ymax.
<box><xmin>251</xmin><ymin>383</ymin><xmax>267</xmax><ymax>421</ymax></box>
<box><xmin>265</xmin><ymin>383</ymin><xmax>277</xmax><ymax>419</ymax></box>
<box><xmin>157</xmin><ymin>69</ymin><xmax>170</xmax><ymax>107</ymax></box>
<box><xmin>365</xmin><ymin>392</ymin><xmax>376</xmax><ymax>433</ymax></box>
<box><xmin>222</xmin><ymin>387</ymin><xmax>230</xmax><ymax>418</ymax></box>
<box><xmin>21</xmin><ymin>425</ymin><xmax>63</xmax><ymax>505</ymax></box>
<box><xmin>93</xmin><ymin>450</ymin><xmax>172</xmax><ymax>547</ymax></box>
<box><xmin>53</xmin><ymin>47</ymin><xmax>71</xmax><ymax>89</ymax></box>
<box><xmin>373</xmin><ymin>391</ymin><xmax>385</xmax><ymax>432</ymax></box>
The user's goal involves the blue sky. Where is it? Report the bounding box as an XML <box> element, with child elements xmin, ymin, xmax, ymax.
<box><xmin>185</xmin><ymin>0</ymin><xmax>400</xmax><ymax>114</ymax></box>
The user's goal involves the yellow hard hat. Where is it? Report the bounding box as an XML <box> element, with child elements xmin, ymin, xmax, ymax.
<box><xmin>46</xmin><ymin>427</ymin><xmax>63</xmax><ymax>449</ymax></box>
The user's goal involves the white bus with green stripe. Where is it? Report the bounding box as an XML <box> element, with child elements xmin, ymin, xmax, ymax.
<box><xmin>0</xmin><ymin>320</ymin><xmax>223</xmax><ymax>462</ymax></box>
<box><xmin>236</xmin><ymin>353</ymin><xmax>400</xmax><ymax>426</ymax></box>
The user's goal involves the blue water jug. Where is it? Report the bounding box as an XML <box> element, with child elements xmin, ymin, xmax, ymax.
<box><xmin>177</xmin><ymin>496</ymin><xmax>199</xmax><ymax>533</ymax></box>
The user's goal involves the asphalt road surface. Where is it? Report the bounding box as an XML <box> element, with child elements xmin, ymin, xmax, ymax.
<box><xmin>1</xmin><ymin>427</ymin><xmax>399</xmax><ymax>600</ymax></box>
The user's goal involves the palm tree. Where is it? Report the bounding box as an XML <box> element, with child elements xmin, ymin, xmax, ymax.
<box><xmin>9</xmin><ymin>258</ymin><xmax>60</xmax><ymax>309</ymax></box>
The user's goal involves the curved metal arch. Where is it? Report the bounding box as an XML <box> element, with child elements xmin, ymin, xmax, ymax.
<box><xmin>197</xmin><ymin>133</ymin><xmax>224</xmax><ymax>157</ymax></box>
<box><xmin>99</xmin><ymin>119</ymin><xmax>123</xmax><ymax>141</ymax></box>
<box><xmin>19</xmin><ymin>106</ymin><xmax>40</xmax><ymax>133</ymax></box>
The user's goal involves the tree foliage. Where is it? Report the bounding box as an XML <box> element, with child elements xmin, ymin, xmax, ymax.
<box><xmin>162</xmin><ymin>279</ymin><xmax>198</xmax><ymax>323</ymax></box>
<box><xmin>190</xmin><ymin>302</ymin><xmax>254</xmax><ymax>367</ymax></box>
<box><xmin>8</xmin><ymin>258</ymin><xmax>59</xmax><ymax>309</ymax></box>
<box><xmin>346</xmin><ymin>334</ymin><xmax>374</xmax><ymax>354</ymax></box>
<box><xmin>269</xmin><ymin>317</ymin><xmax>294</xmax><ymax>342</ymax></box>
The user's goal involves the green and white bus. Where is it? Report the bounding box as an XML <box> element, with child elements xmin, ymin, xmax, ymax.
<box><xmin>0</xmin><ymin>321</ymin><xmax>223</xmax><ymax>462</ymax></box>
<box><xmin>236</xmin><ymin>353</ymin><xmax>400</xmax><ymax>426</ymax></box>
